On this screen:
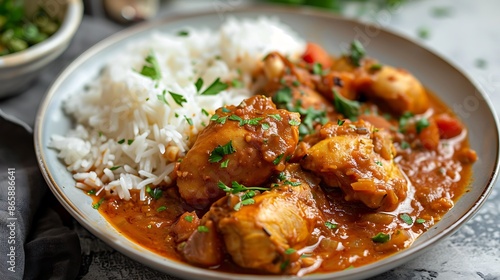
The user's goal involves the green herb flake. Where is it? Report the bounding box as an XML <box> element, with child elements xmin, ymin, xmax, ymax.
<box><xmin>261</xmin><ymin>123</ymin><xmax>270</xmax><ymax>130</ymax></box>
<box><xmin>231</xmin><ymin>79</ymin><xmax>243</xmax><ymax>88</ymax></box>
<box><xmin>273</xmin><ymin>87</ymin><xmax>293</xmax><ymax>105</ymax></box>
<box><xmin>349</xmin><ymin>40</ymin><xmax>366</xmax><ymax>67</ymax></box>
<box><xmin>177</xmin><ymin>30</ymin><xmax>189</xmax><ymax>36</ymax></box>
<box><xmin>139</xmin><ymin>50</ymin><xmax>161</xmax><ymax>80</ymax></box>
<box><xmin>337</xmin><ymin>119</ymin><xmax>345</xmax><ymax>126</ymax></box>
<box><xmin>398</xmin><ymin>112</ymin><xmax>414</xmax><ymax>132</ymax></box>
<box><xmin>197</xmin><ymin>225</ymin><xmax>209</xmax><ymax>232</ymax></box>
<box><xmin>369</xmin><ymin>63</ymin><xmax>383</xmax><ymax>71</ymax></box>
<box><xmin>400</xmin><ymin>141</ymin><xmax>410</xmax><ymax>149</ymax></box>
<box><xmin>416</xmin><ymin>218</ymin><xmax>426</xmax><ymax>224</ymax></box>
<box><xmin>284</xmin><ymin>180</ymin><xmax>301</xmax><ymax>187</ymax></box>
<box><xmin>157</xmin><ymin>90</ymin><xmax>169</xmax><ymax>106</ymax></box>
<box><xmin>217</xmin><ymin>181</ymin><xmax>270</xmax><ymax>194</ymax></box>
<box><xmin>201</xmin><ymin>108</ymin><xmax>210</xmax><ymax>116</ymax></box>
<box><xmin>209</xmin><ymin>141</ymin><xmax>236</xmax><ymax>163</ymax></box>
<box><xmin>333</xmin><ymin>90</ymin><xmax>360</xmax><ymax>120</ymax></box>
<box><xmin>156</xmin><ymin>206</ymin><xmax>167</xmax><ymax>212</ymax></box>
<box><xmin>98</xmin><ymin>131</ymin><xmax>103</xmax><ymax>137</ymax></box>
<box><xmin>399</xmin><ymin>213</ymin><xmax>413</xmax><ymax>225</ymax></box>
<box><xmin>372</xmin><ymin>232</ymin><xmax>391</xmax><ymax>243</ymax></box>
<box><xmin>417</xmin><ymin>26</ymin><xmax>430</xmax><ymax>39</ymax></box>
<box><xmin>325</xmin><ymin>221</ymin><xmax>338</xmax><ymax>229</ymax></box>
<box><xmin>184</xmin><ymin>115</ymin><xmax>193</xmax><ymax>126</ymax></box>
<box><xmin>169</xmin><ymin>91</ymin><xmax>187</xmax><ymax>107</ymax></box>
<box><xmin>184</xmin><ymin>215</ymin><xmax>194</xmax><ymax>223</ymax></box>
<box><xmin>221</xmin><ymin>107</ymin><xmax>231</xmax><ymax>113</ymax></box>
<box><xmin>234</xmin><ymin>198</ymin><xmax>255</xmax><ymax>211</ymax></box>
<box><xmin>416</xmin><ymin>117</ymin><xmax>430</xmax><ymax>134</ymax></box>
<box><xmin>92</xmin><ymin>197</ymin><xmax>105</xmax><ymax>210</ymax></box>
<box><xmin>285</xmin><ymin>248</ymin><xmax>296</xmax><ymax>255</ymax></box>
<box><xmin>220</xmin><ymin>159</ymin><xmax>230</xmax><ymax>168</ymax></box>
<box><xmin>292</xmin><ymin>80</ymin><xmax>300</xmax><ymax>87</ymax></box>
<box><xmin>127</xmin><ymin>139</ymin><xmax>134</xmax><ymax>145</ymax></box>
<box><xmin>273</xmin><ymin>153</ymin><xmax>285</xmax><ymax>165</ymax></box>
<box><xmin>199</xmin><ymin>77</ymin><xmax>228</xmax><ymax>95</ymax></box>
<box><xmin>110</xmin><ymin>165</ymin><xmax>121</xmax><ymax>171</ymax></box>
<box><xmin>313</xmin><ymin>62</ymin><xmax>323</xmax><ymax>75</ymax></box>
<box><xmin>195</xmin><ymin>78</ymin><xmax>204</xmax><ymax>92</ymax></box>
<box><xmin>146</xmin><ymin>185</ymin><xmax>163</xmax><ymax>200</ymax></box>
<box><xmin>117</xmin><ymin>139</ymin><xmax>125</xmax><ymax>144</ymax></box>
<box><xmin>268</xmin><ymin>114</ymin><xmax>282</xmax><ymax>121</ymax></box>
<box><xmin>289</xmin><ymin>119</ymin><xmax>300</xmax><ymax>126</ymax></box>
<box><xmin>375</xmin><ymin>161</ymin><xmax>383</xmax><ymax>166</ymax></box>
<box><xmin>432</xmin><ymin>7</ymin><xmax>452</xmax><ymax>18</ymax></box>
<box><xmin>87</xmin><ymin>189</ymin><xmax>96</xmax><ymax>196</ymax></box>
<box><xmin>280</xmin><ymin>260</ymin><xmax>290</xmax><ymax>271</ymax></box>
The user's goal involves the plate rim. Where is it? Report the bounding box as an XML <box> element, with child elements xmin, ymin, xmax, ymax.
<box><xmin>34</xmin><ymin>5</ymin><xmax>500</xmax><ymax>280</ymax></box>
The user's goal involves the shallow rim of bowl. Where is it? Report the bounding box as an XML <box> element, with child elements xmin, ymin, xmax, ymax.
<box><xmin>34</xmin><ymin>4</ymin><xmax>500</xmax><ymax>280</ymax></box>
<box><xmin>0</xmin><ymin>0</ymin><xmax>83</xmax><ymax>67</ymax></box>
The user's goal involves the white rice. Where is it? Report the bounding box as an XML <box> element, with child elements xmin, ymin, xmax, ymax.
<box><xmin>50</xmin><ymin>17</ymin><xmax>306</xmax><ymax>200</ymax></box>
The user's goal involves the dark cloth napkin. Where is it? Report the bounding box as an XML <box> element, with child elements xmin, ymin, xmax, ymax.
<box><xmin>0</xmin><ymin>111</ymin><xmax>81</xmax><ymax>280</ymax></box>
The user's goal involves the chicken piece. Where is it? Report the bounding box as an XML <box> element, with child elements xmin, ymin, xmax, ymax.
<box><xmin>185</xmin><ymin>164</ymin><xmax>325</xmax><ymax>274</ymax></box>
<box><xmin>301</xmin><ymin>120</ymin><xmax>407</xmax><ymax>211</ymax></box>
<box><xmin>182</xmin><ymin>219</ymin><xmax>223</xmax><ymax>267</ymax></box>
<box><xmin>357</xmin><ymin>65</ymin><xmax>430</xmax><ymax>115</ymax></box>
<box><xmin>171</xmin><ymin>212</ymin><xmax>200</xmax><ymax>243</ymax></box>
<box><xmin>177</xmin><ymin>96</ymin><xmax>300</xmax><ymax>209</ymax></box>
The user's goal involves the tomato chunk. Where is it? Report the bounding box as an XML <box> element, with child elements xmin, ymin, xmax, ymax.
<box><xmin>435</xmin><ymin>114</ymin><xmax>463</xmax><ymax>139</ymax></box>
<box><xmin>302</xmin><ymin>42</ymin><xmax>333</xmax><ymax>69</ymax></box>
<box><xmin>419</xmin><ymin>118</ymin><xmax>440</xmax><ymax>150</ymax></box>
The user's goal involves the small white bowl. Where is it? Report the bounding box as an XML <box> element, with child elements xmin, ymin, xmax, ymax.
<box><xmin>0</xmin><ymin>0</ymin><xmax>83</xmax><ymax>98</ymax></box>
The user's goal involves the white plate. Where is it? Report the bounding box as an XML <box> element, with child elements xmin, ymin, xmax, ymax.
<box><xmin>34</xmin><ymin>6</ymin><xmax>500</xmax><ymax>280</ymax></box>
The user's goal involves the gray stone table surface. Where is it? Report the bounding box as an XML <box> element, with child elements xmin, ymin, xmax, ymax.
<box><xmin>1</xmin><ymin>0</ymin><xmax>499</xmax><ymax>279</ymax></box>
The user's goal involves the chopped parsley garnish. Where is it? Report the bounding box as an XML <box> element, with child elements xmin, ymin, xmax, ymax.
<box><xmin>325</xmin><ymin>221</ymin><xmax>338</xmax><ymax>229</ymax></box>
<box><xmin>273</xmin><ymin>153</ymin><xmax>285</xmax><ymax>165</ymax></box>
<box><xmin>400</xmin><ymin>141</ymin><xmax>410</xmax><ymax>149</ymax></box>
<box><xmin>217</xmin><ymin>181</ymin><xmax>270</xmax><ymax>194</ymax></box>
<box><xmin>184</xmin><ymin>115</ymin><xmax>193</xmax><ymax>126</ymax></box>
<box><xmin>312</xmin><ymin>62</ymin><xmax>323</xmax><ymax>75</ymax></box>
<box><xmin>231</xmin><ymin>79</ymin><xmax>243</xmax><ymax>88</ymax></box>
<box><xmin>146</xmin><ymin>185</ymin><xmax>163</xmax><ymax>200</ymax></box>
<box><xmin>209</xmin><ymin>141</ymin><xmax>236</xmax><ymax>163</ymax></box>
<box><xmin>98</xmin><ymin>131</ymin><xmax>103</xmax><ymax>137</ymax></box>
<box><xmin>333</xmin><ymin>90</ymin><xmax>360</xmax><ymax>120</ymax></box>
<box><xmin>399</xmin><ymin>213</ymin><xmax>413</xmax><ymax>225</ymax></box>
<box><xmin>127</xmin><ymin>139</ymin><xmax>134</xmax><ymax>145</ymax></box>
<box><xmin>268</xmin><ymin>114</ymin><xmax>282</xmax><ymax>121</ymax></box>
<box><xmin>280</xmin><ymin>260</ymin><xmax>290</xmax><ymax>271</ymax></box>
<box><xmin>139</xmin><ymin>50</ymin><xmax>161</xmax><ymax>80</ymax></box>
<box><xmin>195</xmin><ymin>78</ymin><xmax>203</xmax><ymax>92</ymax></box>
<box><xmin>369</xmin><ymin>63</ymin><xmax>383</xmax><ymax>71</ymax></box>
<box><xmin>234</xmin><ymin>190</ymin><xmax>256</xmax><ymax>211</ymax></box>
<box><xmin>117</xmin><ymin>139</ymin><xmax>125</xmax><ymax>144</ymax></box>
<box><xmin>92</xmin><ymin>197</ymin><xmax>105</xmax><ymax>209</ymax></box>
<box><xmin>110</xmin><ymin>165</ymin><xmax>121</xmax><ymax>171</ymax></box>
<box><xmin>197</xmin><ymin>225</ymin><xmax>209</xmax><ymax>232</ymax></box>
<box><xmin>87</xmin><ymin>189</ymin><xmax>96</xmax><ymax>195</ymax></box>
<box><xmin>184</xmin><ymin>215</ymin><xmax>194</xmax><ymax>222</ymax></box>
<box><xmin>157</xmin><ymin>90</ymin><xmax>169</xmax><ymax>105</ymax></box>
<box><xmin>229</xmin><ymin>115</ymin><xmax>263</xmax><ymax>126</ymax></box>
<box><xmin>416</xmin><ymin>218</ymin><xmax>426</xmax><ymax>224</ymax></box>
<box><xmin>261</xmin><ymin>123</ymin><xmax>270</xmax><ymax>130</ymax></box>
<box><xmin>337</xmin><ymin>119</ymin><xmax>345</xmax><ymax>126</ymax></box>
<box><xmin>372</xmin><ymin>232</ymin><xmax>391</xmax><ymax>243</ymax></box>
<box><xmin>156</xmin><ymin>206</ymin><xmax>167</xmax><ymax>212</ymax></box>
<box><xmin>292</xmin><ymin>80</ymin><xmax>300</xmax><ymax>87</ymax></box>
<box><xmin>398</xmin><ymin>112</ymin><xmax>414</xmax><ymax>132</ymax></box>
<box><xmin>417</xmin><ymin>26</ymin><xmax>430</xmax><ymax>39</ymax></box>
<box><xmin>289</xmin><ymin>119</ymin><xmax>300</xmax><ymax>126</ymax></box>
<box><xmin>283</xmin><ymin>180</ymin><xmax>301</xmax><ymax>187</ymax></box>
<box><xmin>169</xmin><ymin>91</ymin><xmax>187</xmax><ymax>107</ymax></box>
<box><xmin>416</xmin><ymin>117</ymin><xmax>430</xmax><ymax>134</ymax></box>
<box><xmin>273</xmin><ymin>87</ymin><xmax>293</xmax><ymax>105</ymax></box>
<box><xmin>375</xmin><ymin>161</ymin><xmax>383</xmax><ymax>166</ymax></box>
<box><xmin>431</xmin><ymin>7</ymin><xmax>451</xmax><ymax>18</ymax></box>
<box><xmin>285</xmin><ymin>248</ymin><xmax>296</xmax><ymax>255</ymax></box>
<box><xmin>220</xmin><ymin>159</ymin><xmax>230</xmax><ymax>168</ymax></box>
<box><xmin>201</xmin><ymin>108</ymin><xmax>210</xmax><ymax>116</ymax></box>
<box><xmin>177</xmin><ymin>30</ymin><xmax>189</xmax><ymax>36</ymax></box>
<box><xmin>199</xmin><ymin>78</ymin><xmax>228</xmax><ymax>95</ymax></box>
<box><xmin>349</xmin><ymin>40</ymin><xmax>366</xmax><ymax>67</ymax></box>
<box><xmin>221</xmin><ymin>107</ymin><xmax>231</xmax><ymax>113</ymax></box>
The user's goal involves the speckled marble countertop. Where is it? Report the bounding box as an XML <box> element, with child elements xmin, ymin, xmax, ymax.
<box><xmin>1</xmin><ymin>0</ymin><xmax>499</xmax><ymax>279</ymax></box>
